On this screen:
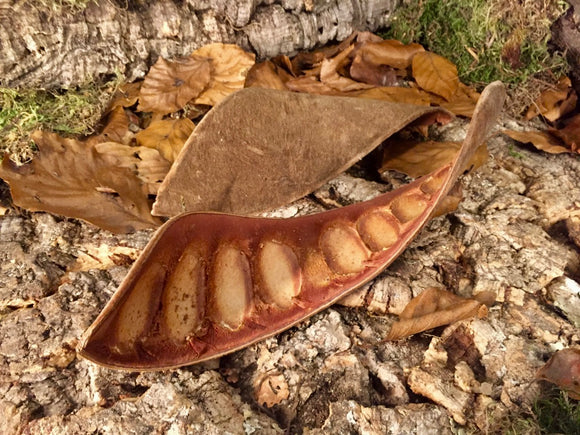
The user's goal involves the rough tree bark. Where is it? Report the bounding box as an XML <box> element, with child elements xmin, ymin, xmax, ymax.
<box><xmin>0</xmin><ymin>0</ymin><xmax>399</xmax><ymax>88</ymax></box>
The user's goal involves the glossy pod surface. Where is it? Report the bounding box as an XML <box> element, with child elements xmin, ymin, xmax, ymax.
<box><xmin>79</xmin><ymin>82</ymin><xmax>506</xmax><ymax>370</ymax></box>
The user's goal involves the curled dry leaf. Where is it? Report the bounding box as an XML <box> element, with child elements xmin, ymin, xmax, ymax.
<box><xmin>536</xmin><ymin>348</ymin><xmax>580</xmax><ymax>399</ymax></box>
<box><xmin>380</xmin><ymin>140</ymin><xmax>488</xmax><ymax>178</ymax></box>
<box><xmin>440</xmin><ymin>84</ymin><xmax>480</xmax><ymax>118</ymax></box>
<box><xmin>386</xmin><ymin>288</ymin><xmax>495</xmax><ymax>341</ymax></box>
<box><xmin>138</xmin><ymin>56</ymin><xmax>211</xmax><ymax>114</ymax></box>
<box><xmin>551</xmin><ymin>113</ymin><xmax>580</xmax><ymax>152</ymax></box>
<box><xmin>412</xmin><ymin>51</ymin><xmax>459</xmax><ymax>102</ymax></box>
<box><xmin>525</xmin><ymin>77</ymin><xmax>577</xmax><ymax>122</ymax></box>
<box><xmin>254</xmin><ymin>372</ymin><xmax>290</xmax><ymax>407</ymax></box>
<box><xmin>95</xmin><ymin>142</ymin><xmax>171</xmax><ymax>195</ymax></box>
<box><xmin>135</xmin><ymin>118</ymin><xmax>195</xmax><ymax>162</ymax></box>
<box><xmin>108</xmin><ymin>81</ymin><xmax>142</xmax><ymax>111</ymax></box>
<box><xmin>192</xmin><ymin>43</ymin><xmax>256</xmax><ymax>106</ymax></box>
<box><xmin>245</xmin><ymin>60</ymin><xmax>290</xmax><ymax>90</ymax></box>
<box><xmin>0</xmin><ymin>131</ymin><xmax>161</xmax><ymax>233</ymax></box>
<box><xmin>95</xmin><ymin>106</ymin><xmax>131</xmax><ymax>145</ymax></box>
<box><xmin>285</xmin><ymin>76</ymin><xmax>337</xmax><ymax>94</ymax></box>
<box><xmin>320</xmin><ymin>44</ymin><xmax>374</xmax><ymax>92</ymax></box>
<box><xmin>503</xmin><ymin>129</ymin><xmax>572</xmax><ymax>154</ymax></box>
<box><xmin>350</xmin><ymin>39</ymin><xmax>425</xmax><ymax>85</ymax></box>
<box><xmin>348</xmin><ymin>86</ymin><xmax>431</xmax><ymax>105</ymax></box>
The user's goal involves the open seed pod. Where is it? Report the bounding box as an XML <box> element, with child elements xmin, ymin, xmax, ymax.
<box><xmin>79</xmin><ymin>82</ymin><xmax>505</xmax><ymax>370</ymax></box>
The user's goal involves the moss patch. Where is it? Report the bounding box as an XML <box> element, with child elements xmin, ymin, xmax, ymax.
<box><xmin>0</xmin><ymin>83</ymin><xmax>113</xmax><ymax>164</ymax></box>
<box><xmin>383</xmin><ymin>0</ymin><xmax>568</xmax><ymax>87</ymax></box>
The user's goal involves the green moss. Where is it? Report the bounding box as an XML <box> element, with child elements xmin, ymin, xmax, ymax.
<box><xmin>382</xmin><ymin>0</ymin><xmax>569</xmax><ymax>87</ymax></box>
<box><xmin>533</xmin><ymin>390</ymin><xmax>580</xmax><ymax>434</ymax></box>
<box><xmin>0</xmin><ymin>83</ymin><xmax>112</xmax><ymax>163</ymax></box>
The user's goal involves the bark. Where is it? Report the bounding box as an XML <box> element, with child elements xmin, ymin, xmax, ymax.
<box><xmin>1</xmin><ymin>117</ymin><xmax>579</xmax><ymax>433</ymax></box>
<box><xmin>0</xmin><ymin>0</ymin><xmax>399</xmax><ymax>88</ymax></box>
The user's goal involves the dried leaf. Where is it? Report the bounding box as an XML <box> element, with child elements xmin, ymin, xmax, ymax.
<box><xmin>320</xmin><ymin>45</ymin><xmax>374</xmax><ymax>92</ymax></box>
<box><xmin>352</xmin><ymin>39</ymin><xmax>425</xmax><ymax>74</ymax></box>
<box><xmin>503</xmin><ymin>129</ymin><xmax>571</xmax><ymax>154</ymax></box>
<box><xmin>551</xmin><ymin>113</ymin><xmax>580</xmax><ymax>152</ymax></box>
<box><xmin>95</xmin><ymin>106</ymin><xmax>131</xmax><ymax>144</ymax></box>
<box><xmin>525</xmin><ymin>77</ymin><xmax>577</xmax><ymax>122</ymax></box>
<box><xmin>348</xmin><ymin>86</ymin><xmax>431</xmax><ymax>105</ymax></box>
<box><xmin>254</xmin><ymin>372</ymin><xmax>290</xmax><ymax>407</ymax></box>
<box><xmin>285</xmin><ymin>76</ymin><xmax>337</xmax><ymax>94</ymax></box>
<box><xmin>381</xmin><ymin>140</ymin><xmax>488</xmax><ymax>178</ymax></box>
<box><xmin>386</xmin><ymin>288</ymin><xmax>495</xmax><ymax>340</ymax></box>
<box><xmin>244</xmin><ymin>60</ymin><xmax>289</xmax><ymax>90</ymax></box>
<box><xmin>412</xmin><ymin>51</ymin><xmax>459</xmax><ymax>101</ymax></box>
<box><xmin>153</xmin><ymin>87</ymin><xmax>454</xmax><ymax>217</ymax></box>
<box><xmin>0</xmin><ymin>131</ymin><xmax>161</xmax><ymax>233</ymax></box>
<box><xmin>138</xmin><ymin>56</ymin><xmax>211</xmax><ymax>114</ymax></box>
<box><xmin>192</xmin><ymin>43</ymin><xmax>256</xmax><ymax>106</ymax></box>
<box><xmin>108</xmin><ymin>81</ymin><xmax>142</xmax><ymax>111</ymax></box>
<box><xmin>135</xmin><ymin>118</ymin><xmax>195</xmax><ymax>162</ymax></box>
<box><xmin>440</xmin><ymin>84</ymin><xmax>480</xmax><ymax>118</ymax></box>
<box><xmin>95</xmin><ymin>142</ymin><xmax>171</xmax><ymax>195</ymax></box>
<box><xmin>536</xmin><ymin>348</ymin><xmax>580</xmax><ymax>399</ymax></box>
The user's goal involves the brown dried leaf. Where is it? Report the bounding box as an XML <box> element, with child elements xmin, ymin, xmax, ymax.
<box><xmin>503</xmin><ymin>129</ymin><xmax>572</xmax><ymax>154</ymax></box>
<box><xmin>244</xmin><ymin>60</ymin><xmax>289</xmax><ymax>90</ymax></box>
<box><xmin>96</xmin><ymin>106</ymin><xmax>131</xmax><ymax>144</ymax></box>
<box><xmin>285</xmin><ymin>76</ymin><xmax>338</xmax><ymax>95</ymax></box>
<box><xmin>138</xmin><ymin>56</ymin><xmax>211</xmax><ymax>114</ymax></box>
<box><xmin>440</xmin><ymin>84</ymin><xmax>480</xmax><ymax>118</ymax></box>
<box><xmin>108</xmin><ymin>81</ymin><xmax>142</xmax><ymax>111</ymax></box>
<box><xmin>95</xmin><ymin>142</ymin><xmax>171</xmax><ymax>195</ymax></box>
<box><xmin>525</xmin><ymin>77</ymin><xmax>577</xmax><ymax>122</ymax></box>
<box><xmin>192</xmin><ymin>43</ymin><xmax>256</xmax><ymax>106</ymax></box>
<box><xmin>536</xmin><ymin>348</ymin><xmax>580</xmax><ymax>399</ymax></box>
<box><xmin>381</xmin><ymin>140</ymin><xmax>488</xmax><ymax>178</ymax></box>
<box><xmin>352</xmin><ymin>39</ymin><xmax>425</xmax><ymax>74</ymax></box>
<box><xmin>254</xmin><ymin>372</ymin><xmax>290</xmax><ymax>407</ymax></box>
<box><xmin>348</xmin><ymin>86</ymin><xmax>431</xmax><ymax>105</ymax></box>
<box><xmin>412</xmin><ymin>51</ymin><xmax>459</xmax><ymax>101</ymax></box>
<box><xmin>551</xmin><ymin>113</ymin><xmax>580</xmax><ymax>152</ymax></box>
<box><xmin>0</xmin><ymin>131</ymin><xmax>161</xmax><ymax>233</ymax></box>
<box><xmin>387</xmin><ymin>288</ymin><xmax>495</xmax><ymax>340</ymax></box>
<box><xmin>135</xmin><ymin>118</ymin><xmax>195</xmax><ymax>162</ymax></box>
<box><xmin>320</xmin><ymin>45</ymin><xmax>374</xmax><ymax>92</ymax></box>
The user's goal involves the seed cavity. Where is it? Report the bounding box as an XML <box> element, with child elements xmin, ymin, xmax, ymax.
<box><xmin>420</xmin><ymin>168</ymin><xmax>449</xmax><ymax>196</ymax></box>
<box><xmin>115</xmin><ymin>262</ymin><xmax>164</xmax><ymax>346</ymax></box>
<box><xmin>257</xmin><ymin>240</ymin><xmax>302</xmax><ymax>309</ymax></box>
<box><xmin>390</xmin><ymin>193</ymin><xmax>429</xmax><ymax>223</ymax></box>
<box><xmin>162</xmin><ymin>243</ymin><xmax>206</xmax><ymax>342</ymax></box>
<box><xmin>320</xmin><ymin>223</ymin><xmax>370</xmax><ymax>274</ymax></box>
<box><xmin>357</xmin><ymin>210</ymin><xmax>400</xmax><ymax>251</ymax></box>
<box><xmin>210</xmin><ymin>244</ymin><xmax>252</xmax><ymax>330</ymax></box>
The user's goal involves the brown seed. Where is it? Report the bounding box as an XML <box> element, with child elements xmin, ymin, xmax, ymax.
<box><xmin>115</xmin><ymin>262</ymin><xmax>164</xmax><ymax>345</ymax></box>
<box><xmin>162</xmin><ymin>243</ymin><xmax>206</xmax><ymax>342</ymax></box>
<box><xmin>320</xmin><ymin>223</ymin><xmax>370</xmax><ymax>274</ymax></box>
<box><xmin>257</xmin><ymin>240</ymin><xmax>302</xmax><ymax>309</ymax></box>
<box><xmin>210</xmin><ymin>245</ymin><xmax>252</xmax><ymax>330</ymax></box>
<box><xmin>390</xmin><ymin>193</ymin><xmax>429</xmax><ymax>223</ymax></box>
<box><xmin>357</xmin><ymin>210</ymin><xmax>400</xmax><ymax>251</ymax></box>
<box><xmin>420</xmin><ymin>168</ymin><xmax>449</xmax><ymax>196</ymax></box>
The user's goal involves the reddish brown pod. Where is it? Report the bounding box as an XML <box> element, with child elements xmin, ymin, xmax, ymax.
<box><xmin>79</xmin><ymin>82</ymin><xmax>506</xmax><ymax>370</ymax></box>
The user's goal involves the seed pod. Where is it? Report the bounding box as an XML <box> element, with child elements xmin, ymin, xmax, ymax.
<box><xmin>79</xmin><ymin>82</ymin><xmax>505</xmax><ymax>370</ymax></box>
